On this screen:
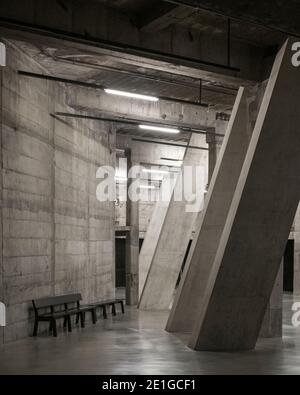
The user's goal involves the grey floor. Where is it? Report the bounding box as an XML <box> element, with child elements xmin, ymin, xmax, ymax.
<box><xmin>1</xmin><ymin>293</ymin><xmax>300</xmax><ymax>375</ymax></box>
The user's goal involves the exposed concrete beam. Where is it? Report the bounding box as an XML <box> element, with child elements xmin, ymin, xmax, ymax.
<box><xmin>65</xmin><ymin>86</ymin><xmax>217</xmax><ymax>130</ymax></box>
<box><xmin>138</xmin><ymin>4</ymin><xmax>193</xmax><ymax>33</ymax></box>
<box><xmin>164</xmin><ymin>0</ymin><xmax>300</xmax><ymax>37</ymax></box>
<box><xmin>0</xmin><ymin>28</ymin><xmax>254</xmax><ymax>90</ymax></box>
<box><xmin>0</xmin><ymin>0</ymin><xmax>269</xmax><ymax>85</ymax></box>
<box><xmin>18</xmin><ymin>70</ymin><xmax>210</xmax><ymax>108</ymax></box>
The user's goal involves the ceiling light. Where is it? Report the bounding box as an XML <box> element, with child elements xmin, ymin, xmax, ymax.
<box><xmin>139</xmin><ymin>185</ymin><xmax>156</xmax><ymax>190</ymax></box>
<box><xmin>142</xmin><ymin>168</ymin><xmax>169</xmax><ymax>175</ymax></box>
<box><xmin>115</xmin><ymin>177</ymin><xmax>128</xmax><ymax>182</ymax></box>
<box><xmin>139</xmin><ymin>125</ymin><xmax>180</xmax><ymax>134</ymax></box>
<box><xmin>105</xmin><ymin>89</ymin><xmax>159</xmax><ymax>102</ymax></box>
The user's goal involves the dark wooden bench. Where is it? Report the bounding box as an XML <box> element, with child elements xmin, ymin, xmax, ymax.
<box><xmin>89</xmin><ymin>298</ymin><xmax>125</xmax><ymax>318</ymax></box>
<box><xmin>32</xmin><ymin>294</ymin><xmax>97</xmax><ymax>337</ymax></box>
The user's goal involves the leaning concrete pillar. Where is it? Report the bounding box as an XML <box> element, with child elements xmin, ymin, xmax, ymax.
<box><xmin>139</xmin><ymin>175</ymin><xmax>176</xmax><ymax>298</ymax></box>
<box><xmin>293</xmin><ymin>204</ymin><xmax>300</xmax><ymax>295</ymax></box>
<box><xmin>125</xmin><ymin>149</ymin><xmax>139</xmax><ymax>305</ymax></box>
<box><xmin>167</xmin><ymin>81</ymin><xmax>283</xmax><ymax>337</ymax></box>
<box><xmin>0</xmin><ymin>65</ymin><xmax>3</xmax><ymax>347</ymax></box>
<box><xmin>166</xmin><ymin>86</ymin><xmax>254</xmax><ymax>333</ymax></box>
<box><xmin>260</xmin><ymin>263</ymin><xmax>283</xmax><ymax>338</ymax></box>
<box><xmin>139</xmin><ymin>133</ymin><xmax>208</xmax><ymax>310</ymax></box>
<box><xmin>206</xmin><ymin>119</ymin><xmax>227</xmax><ymax>183</ymax></box>
<box><xmin>206</xmin><ymin>132</ymin><xmax>218</xmax><ymax>184</ymax></box>
<box><xmin>189</xmin><ymin>39</ymin><xmax>300</xmax><ymax>351</ymax></box>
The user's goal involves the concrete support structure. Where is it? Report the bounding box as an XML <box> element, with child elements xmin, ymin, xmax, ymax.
<box><xmin>166</xmin><ymin>87</ymin><xmax>254</xmax><ymax>333</ymax></box>
<box><xmin>260</xmin><ymin>263</ymin><xmax>283</xmax><ymax>338</ymax></box>
<box><xmin>139</xmin><ymin>133</ymin><xmax>208</xmax><ymax>310</ymax></box>
<box><xmin>206</xmin><ymin>134</ymin><xmax>218</xmax><ymax>185</ymax></box>
<box><xmin>189</xmin><ymin>39</ymin><xmax>300</xmax><ymax>351</ymax></box>
<box><xmin>67</xmin><ymin>86</ymin><xmax>216</xmax><ymax>132</ymax></box>
<box><xmin>0</xmin><ymin>0</ymin><xmax>270</xmax><ymax>86</ymax></box>
<box><xmin>168</xmin><ymin>80</ymin><xmax>283</xmax><ymax>338</ymax></box>
<box><xmin>125</xmin><ymin>149</ymin><xmax>139</xmax><ymax>305</ymax></box>
<box><xmin>138</xmin><ymin>176</ymin><xmax>174</xmax><ymax>298</ymax></box>
<box><xmin>206</xmin><ymin>118</ymin><xmax>227</xmax><ymax>183</ymax></box>
<box><xmin>293</xmin><ymin>205</ymin><xmax>300</xmax><ymax>295</ymax></box>
<box><xmin>0</xmin><ymin>64</ymin><xmax>3</xmax><ymax>347</ymax></box>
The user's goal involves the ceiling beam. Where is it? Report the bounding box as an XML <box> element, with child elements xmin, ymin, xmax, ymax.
<box><xmin>54</xmin><ymin>112</ymin><xmax>224</xmax><ymax>137</ymax></box>
<box><xmin>65</xmin><ymin>85</ymin><xmax>218</xmax><ymax>130</ymax></box>
<box><xmin>137</xmin><ymin>3</ymin><xmax>192</xmax><ymax>33</ymax></box>
<box><xmin>163</xmin><ymin>0</ymin><xmax>300</xmax><ymax>37</ymax></box>
<box><xmin>18</xmin><ymin>70</ymin><xmax>209</xmax><ymax>107</ymax></box>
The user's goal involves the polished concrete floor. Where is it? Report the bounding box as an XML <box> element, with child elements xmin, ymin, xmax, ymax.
<box><xmin>1</xmin><ymin>293</ymin><xmax>300</xmax><ymax>375</ymax></box>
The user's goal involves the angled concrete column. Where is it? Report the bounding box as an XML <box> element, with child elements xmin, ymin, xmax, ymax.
<box><xmin>206</xmin><ymin>132</ymin><xmax>218</xmax><ymax>184</ymax></box>
<box><xmin>260</xmin><ymin>263</ymin><xmax>283</xmax><ymax>338</ymax></box>
<box><xmin>189</xmin><ymin>39</ymin><xmax>300</xmax><ymax>351</ymax></box>
<box><xmin>166</xmin><ymin>87</ymin><xmax>254</xmax><ymax>333</ymax></box>
<box><xmin>293</xmin><ymin>204</ymin><xmax>300</xmax><ymax>295</ymax></box>
<box><xmin>139</xmin><ymin>175</ymin><xmax>176</xmax><ymax>298</ymax></box>
<box><xmin>139</xmin><ymin>133</ymin><xmax>208</xmax><ymax>310</ymax></box>
<box><xmin>206</xmin><ymin>119</ymin><xmax>227</xmax><ymax>183</ymax></box>
<box><xmin>0</xmin><ymin>67</ymin><xmax>3</xmax><ymax>347</ymax></box>
<box><xmin>125</xmin><ymin>149</ymin><xmax>139</xmax><ymax>305</ymax></box>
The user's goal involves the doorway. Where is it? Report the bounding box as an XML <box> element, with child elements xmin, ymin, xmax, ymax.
<box><xmin>283</xmin><ymin>239</ymin><xmax>294</xmax><ymax>293</ymax></box>
<box><xmin>115</xmin><ymin>237</ymin><xmax>144</xmax><ymax>288</ymax></box>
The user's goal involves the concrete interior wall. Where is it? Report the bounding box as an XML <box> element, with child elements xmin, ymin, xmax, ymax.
<box><xmin>0</xmin><ymin>41</ymin><xmax>116</xmax><ymax>344</ymax></box>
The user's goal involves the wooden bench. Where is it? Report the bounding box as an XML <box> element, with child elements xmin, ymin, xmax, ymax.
<box><xmin>32</xmin><ymin>294</ymin><xmax>97</xmax><ymax>337</ymax></box>
<box><xmin>89</xmin><ymin>298</ymin><xmax>125</xmax><ymax>318</ymax></box>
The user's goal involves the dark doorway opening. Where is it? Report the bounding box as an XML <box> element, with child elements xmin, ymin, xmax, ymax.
<box><xmin>176</xmin><ymin>239</ymin><xmax>193</xmax><ymax>288</ymax></box>
<box><xmin>283</xmin><ymin>239</ymin><xmax>294</xmax><ymax>293</ymax></box>
<box><xmin>115</xmin><ymin>238</ymin><xmax>126</xmax><ymax>288</ymax></box>
<box><xmin>115</xmin><ymin>237</ymin><xmax>144</xmax><ymax>288</ymax></box>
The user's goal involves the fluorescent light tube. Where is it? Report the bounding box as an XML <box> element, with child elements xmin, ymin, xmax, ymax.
<box><xmin>105</xmin><ymin>89</ymin><xmax>159</xmax><ymax>102</ymax></box>
<box><xmin>115</xmin><ymin>177</ymin><xmax>128</xmax><ymax>182</ymax></box>
<box><xmin>139</xmin><ymin>125</ymin><xmax>180</xmax><ymax>134</ymax></box>
<box><xmin>139</xmin><ymin>185</ymin><xmax>156</xmax><ymax>190</ymax></box>
<box><xmin>142</xmin><ymin>168</ymin><xmax>169</xmax><ymax>175</ymax></box>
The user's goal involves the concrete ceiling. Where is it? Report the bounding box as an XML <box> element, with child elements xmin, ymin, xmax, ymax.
<box><xmin>1</xmin><ymin>0</ymin><xmax>291</xmax><ymax>143</ymax></box>
<box><xmin>94</xmin><ymin>0</ymin><xmax>286</xmax><ymax>47</ymax></box>
<box><xmin>161</xmin><ymin>0</ymin><xmax>300</xmax><ymax>37</ymax></box>
<box><xmin>9</xmin><ymin>35</ymin><xmax>237</xmax><ymax>111</ymax></box>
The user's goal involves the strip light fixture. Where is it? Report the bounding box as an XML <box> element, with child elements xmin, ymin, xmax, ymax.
<box><xmin>139</xmin><ymin>185</ymin><xmax>156</xmax><ymax>190</ymax></box>
<box><xmin>142</xmin><ymin>168</ymin><xmax>169</xmax><ymax>175</ymax></box>
<box><xmin>139</xmin><ymin>125</ymin><xmax>180</xmax><ymax>134</ymax></box>
<box><xmin>105</xmin><ymin>89</ymin><xmax>159</xmax><ymax>102</ymax></box>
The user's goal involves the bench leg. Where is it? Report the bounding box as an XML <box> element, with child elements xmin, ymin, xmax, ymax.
<box><xmin>91</xmin><ymin>309</ymin><xmax>97</xmax><ymax>324</ymax></box>
<box><xmin>52</xmin><ymin>319</ymin><xmax>57</xmax><ymax>337</ymax></box>
<box><xmin>49</xmin><ymin>321</ymin><xmax>53</xmax><ymax>332</ymax></box>
<box><xmin>80</xmin><ymin>312</ymin><xmax>85</xmax><ymax>328</ymax></box>
<box><xmin>111</xmin><ymin>303</ymin><xmax>116</xmax><ymax>316</ymax></box>
<box><xmin>103</xmin><ymin>306</ymin><xmax>107</xmax><ymax>319</ymax></box>
<box><xmin>33</xmin><ymin>319</ymin><xmax>39</xmax><ymax>337</ymax></box>
<box><xmin>120</xmin><ymin>301</ymin><xmax>125</xmax><ymax>314</ymax></box>
<box><xmin>63</xmin><ymin>317</ymin><xmax>67</xmax><ymax>329</ymax></box>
